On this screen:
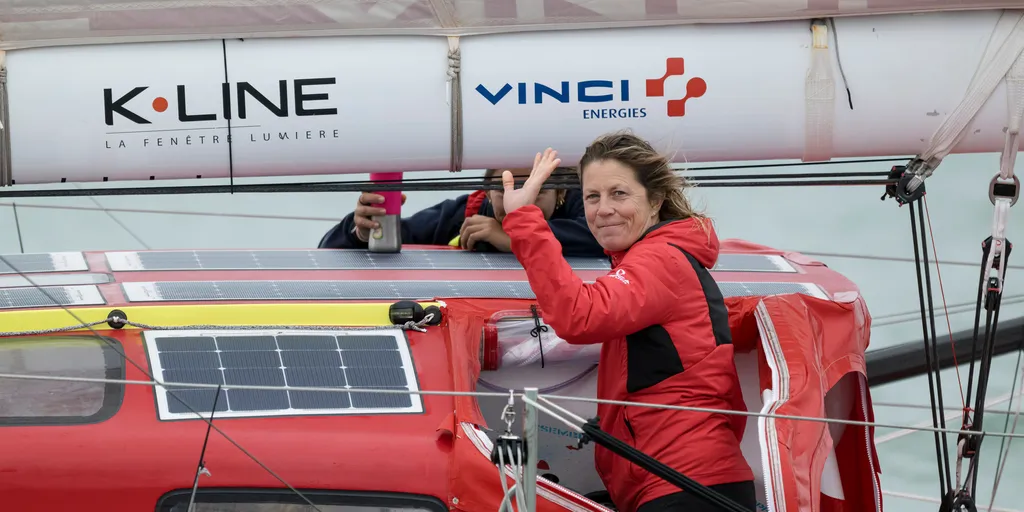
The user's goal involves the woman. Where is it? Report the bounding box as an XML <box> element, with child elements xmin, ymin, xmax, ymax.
<box><xmin>317</xmin><ymin>167</ymin><xmax>604</xmax><ymax>257</ymax></box>
<box><xmin>499</xmin><ymin>132</ymin><xmax>756</xmax><ymax>512</ymax></box>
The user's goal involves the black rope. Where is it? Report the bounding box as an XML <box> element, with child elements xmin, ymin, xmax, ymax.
<box><xmin>221</xmin><ymin>39</ymin><xmax>235</xmax><ymax>195</ymax></box>
<box><xmin>0</xmin><ymin>176</ymin><xmax>898</xmax><ymax>198</ymax></box>
<box><xmin>530</xmin><ymin>305</ymin><xmax>548</xmax><ymax>369</ymax></box>
<box><xmin>908</xmin><ymin>203</ymin><xmax>954</xmax><ymax>501</ymax></box>
<box><xmin>578</xmin><ymin>419</ymin><xmax>750</xmax><ymax>512</ymax></box>
<box><xmin>951</xmin><ymin>235</ymin><xmax>1012</xmax><ymax>501</ymax></box>
<box><xmin>187</xmin><ymin>384</ymin><xmax>223</xmax><ymax>507</ymax></box>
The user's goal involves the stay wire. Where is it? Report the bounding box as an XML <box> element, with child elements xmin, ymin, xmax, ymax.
<box><xmin>909</xmin><ymin>203</ymin><xmax>953</xmax><ymax>499</ymax></box>
<box><xmin>917</xmin><ymin>199</ymin><xmax>955</xmax><ymax>496</ymax></box>
<box><xmin>187</xmin><ymin>384</ymin><xmax>222</xmax><ymax>512</ymax></box>
<box><xmin>0</xmin><ymin>254</ymin><xmax>324</xmax><ymax>512</ymax></box>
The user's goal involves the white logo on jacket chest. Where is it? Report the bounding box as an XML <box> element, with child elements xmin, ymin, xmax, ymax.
<box><xmin>608</xmin><ymin>268</ymin><xmax>630</xmax><ymax>285</ymax></box>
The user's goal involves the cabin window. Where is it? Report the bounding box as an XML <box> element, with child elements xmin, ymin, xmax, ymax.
<box><xmin>0</xmin><ymin>335</ymin><xmax>125</xmax><ymax>425</ymax></box>
<box><xmin>156</xmin><ymin>490</ymin><xmax>447</xmax><ymax>512</ymax></box>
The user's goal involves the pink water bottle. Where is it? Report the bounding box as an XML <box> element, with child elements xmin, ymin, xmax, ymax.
<box><xmin>368</xmin><ymin>172</ymin><xmax>403</xmax><ymax>253</ymax></box>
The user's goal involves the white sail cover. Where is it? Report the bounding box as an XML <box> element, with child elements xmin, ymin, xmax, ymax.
<box><xmin>2</xmin><ymin>0</ymin><xmax>1022</xmax><ymax>49</ymax></box>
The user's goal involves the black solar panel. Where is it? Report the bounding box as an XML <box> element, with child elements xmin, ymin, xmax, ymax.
<box><xmin>106</xmin><ymin>249</ymin><xmax>798</xmax><ymax>274</ymax></box>
<box><xmin>105</xmin><ymin>249</ymin><xmax>611</xmax><ymax>271</ymax></box>
<box><xmin>122</xmin><ymin>279</ymin><xmax>828</xmax><ymax>302</ymax></box>
<box><xmin>0</xmin><ymin>252</ymin><xmax>88</xmax><ymax>274</ymax></box>
<box><xmin>0</xmin><ymin>285</ymin><xmax>106</xmax><ymax>310</ymax></box>
<box><xmin>145</xmin><ymin>330</ymin><xmax>423</xmax><ymax>420</ymax></box>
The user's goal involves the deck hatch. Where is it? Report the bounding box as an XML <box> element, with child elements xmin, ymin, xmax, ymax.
<box><xmin>144</xmin><ymin>329</ymin><xmax>424</xmax><ymax>421</ymax></box>
<box><xmin>121</xmin><ymin>280</ymin><xmax>828</xmax><ymax>302</ymax></box>
<box><xmin>105</xmin><ymin>249</ymin><xmax>795</xmax><ymax>273</ymax></box>
<box><xmin>0</xmin><ymin>252</ymin><xmax>88</xmax><ymax>274</ymax></box>
<box><xmin>0</xmin><ymin>285</ymin><xmax>106</xmax><ymax>310</ymax></box>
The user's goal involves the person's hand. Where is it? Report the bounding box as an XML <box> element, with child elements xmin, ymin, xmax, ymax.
<box><xmin>501</xmin><ymin>148</ymin><xmax>560</xmax><ymax>215</ymax></box>
<box><xmin>459</xmin><ymin>215</ymin><xmax>512</xmax><ymax>252</ymax></box>
<box><xmin>353</xmin><ymin>191</ymin><xmax>407</xmax><ymax>242</ymax></box>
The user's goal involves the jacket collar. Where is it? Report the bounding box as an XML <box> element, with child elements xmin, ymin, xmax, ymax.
<box><xmin>607</xmin><ymin>218</ymin><xmax>681</xmax><ymax>265</ymax></box>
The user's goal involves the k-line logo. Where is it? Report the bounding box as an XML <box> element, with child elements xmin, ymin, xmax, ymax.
<box><xmin>103</xmin><ymin>77</ymin><xmax>338</xmax><ymax>126</ymax></box>
<box><xmin>474</xmin><ymin>58</ymin><xmax>707</xmax><ymax>121</ymax></box>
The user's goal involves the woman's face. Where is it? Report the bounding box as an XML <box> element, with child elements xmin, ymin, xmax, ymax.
<box><xmin>581</xmin><ymin>159</ymin><xmax>661</xmax><ymax>253</ymax></box>
<box><xmin>488</xmin><ymin>168</ymin><xmax>559</xmax><ymax>222</ymax></box>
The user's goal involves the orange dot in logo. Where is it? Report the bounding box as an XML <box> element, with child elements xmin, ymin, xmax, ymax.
<box><xmin>152</xmin><ymin>97</ymin><xmax>168</xmax><ymax>112</ymax></box>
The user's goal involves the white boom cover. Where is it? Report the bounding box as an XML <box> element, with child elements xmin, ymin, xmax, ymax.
<box><xmin>2</xmin><ymin>0</ymin><xmax>1023</xmax><ymax>48</ymax></box>
<box><xmin>6</xmin><ymin>9</ymin><xmax>1024</xmax><ymax>184</ymax></box>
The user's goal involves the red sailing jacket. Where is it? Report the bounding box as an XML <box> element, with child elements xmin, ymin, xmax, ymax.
<box><xmin>503</xmin><ymin>205</ymin><xmax>754</xmax><ymax>512</ymax></box>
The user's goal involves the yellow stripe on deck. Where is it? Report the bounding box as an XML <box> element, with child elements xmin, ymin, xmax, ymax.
<box><xmin>0</xmin><ymin>303</ymin><xmax>442</xmax><ymax>332</ymax></box>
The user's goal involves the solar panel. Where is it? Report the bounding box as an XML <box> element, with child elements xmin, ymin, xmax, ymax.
<box><xmin>0</xmin><ymin>273</ymin><xmax>112</xmax><ymax>288</ymax></box>
<box><xmin>144</xmin><ymin>329</ymin><xmax>423</xmax><ymax>421</ymax></box>
<box><xmin>121</xmin><ymin>279</ymin><xmax>829</xmax><ymax>302</ymax></box>
<box><xmin>713</xmin><ymin>254</ymin><xmax>796</xmax><ymax>273</ymax></box>
<box><xmin>0</xmin><ymin>285</ymin><xmax>106</xmax><ymax>310</ymax></box>
<box><xmin>0</xmin><ymin>252</ymin><xmax>88</xmax><ymax>275</ymax></box>
<box><xmin>105</xmin><ymin>249</ymin><xmax>612</xmax><ymax>272</ymax></box>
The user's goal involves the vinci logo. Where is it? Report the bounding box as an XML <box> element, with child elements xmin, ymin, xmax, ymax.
<box><xmin>474</xmin><ymin>58</ymin><xmax>707</xmax><ymax>121</ymax></box>
<box><xmin>103</xmin><ymin>78</ymin><xmax>339</xmax><ymax>127</ymax></box>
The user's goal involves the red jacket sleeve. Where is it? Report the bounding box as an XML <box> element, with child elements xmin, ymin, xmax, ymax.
<box><xmin>502</xmin><ymin>205</ymin><xmax>687</xmax><ymax>344</ymax></box>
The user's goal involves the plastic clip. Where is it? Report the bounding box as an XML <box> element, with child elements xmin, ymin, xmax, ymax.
<box><xmin>988</xmin><ymin>174</ymin><xmax>1020</xmax><ymax>207</ymax></box>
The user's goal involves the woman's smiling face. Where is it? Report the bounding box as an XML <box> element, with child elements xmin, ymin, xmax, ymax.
<box><xmin>581</xmin><ymin>158</ymin><xmax>662</xmax><ymax>253</ymax></box>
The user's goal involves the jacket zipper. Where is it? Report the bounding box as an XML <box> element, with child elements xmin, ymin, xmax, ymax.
<box><xmin>623</xmin><ymin>416</ymin><xmax>636</xmax><ymax>440</ymax></box>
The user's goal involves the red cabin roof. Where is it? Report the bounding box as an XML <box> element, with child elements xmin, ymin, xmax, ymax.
<box><xmin>0</xmin><ymin>241</ymin><xmax>863</xmax><ymax>511</ymax></box>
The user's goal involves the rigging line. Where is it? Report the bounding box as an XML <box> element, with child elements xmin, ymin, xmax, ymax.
<box><xmin>0</xmin><ymin>202</ymin><xmax>341</xmax><ymax>223</ymax></box>
<box><xmin>0</xmin><ymin>254</ymin><xmax>324</xmax><ymax>512</ymax></box>
<box><xmin>10</xmin><ymin>371</ymin><xmax>1024</xmax><ymax>440</ymax></box>
<box><xmin>871</xmin><ymin>293</ymin><xmax>1023</xmax><ymax>322</ymax></box>
<box><xmin>987</xmin><ymin>352</ymin><xmax>1024</xmax><ymax>512</ymax></box>
<box><xmin>0</xmin><ymin>372</ymin><xmax>516</xmax><ymax>399</ymax></box>
<box><xmin>7</xmin><ymin>370</ymin><xmax>1024</xmax><ymax>440</ymax></box>
<box><xmin>221</xmin><ymin>39</ymin><xmax>234</xmax><ymax>195</ymax></box>
<box><xmin>187</xmin><ymin>384</ymin><xmax>222</xmax><ymax>512</ymax></box>
<box><xmin>826</xmin><ymin>17</ymin><xmax>854</xmax><ymax>110</ymax></box>
<box><xmin>10</xmin><ymin>202</ymin><xmax>22</xmax><ymax>253</ymax></box>
<box><xmin>874</xmin><ymin>390</ymin><xmax>1022</xmax><ymax>445</ymax></box>
<box><xmin>965</xmin><ymin>239</ymin><xmax>1011</xmax><ymax>498</ymax></box>
<box><xmin>682</xmin><ymin>156</ymin><xmax>908</xmax><ymax>171</ymax></box>
<box><xmin>964</xmin><ymin>241</ymin><xmax>994</xmax><ymax>409</ymax></box>
<box><xmin>792</xmin><ymin>250</ymin><xmax>1024</xmax><ymax>271</ymax></box>
<box><xmin>881</xmin><ymin>489</ymin><xmax>1024</xmax><ymax>512</ymax></box>
<box><xmin>925</xmin><ymin>197</ymin><xmax>967</xmax><ymax>410</ymax></box>
<box><xmin>0</xmin><ymin>178</ymin><xmax>897</xmax><ymax>198</ymax></box>
<box><xmin>873</xmin><ymin>392</ymin><xmax>1023</xmax><ymax>413</ymax></box>
<box><xmin>74</xmin><ymin>183</ymin><xmax>151</xmax><ymax>250</ymax></box>
<box><xmin>909</xmin><ymin>202</ymin><xmax>954</xmax><ymax>497</ymax></box>
<box><xmin>871</xmin><ymin>295</ymin><xmax>1024</xmax><ymax>327</ymax></box>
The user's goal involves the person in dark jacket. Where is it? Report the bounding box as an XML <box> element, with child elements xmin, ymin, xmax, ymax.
<box><xmin>317</xmin><ymin>167</ymin><xmax>605</xmax><ymax>257</ymax></box>
<box><xmin>498</xmin><ymin>134</ymin><xmax>756</xmax><ymax>512</ymax></box>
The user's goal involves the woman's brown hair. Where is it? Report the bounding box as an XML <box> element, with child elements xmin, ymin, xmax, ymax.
<box><xmin>577</xmin><ymin>130</ymin><xmax>702</xmax><ymax>222</ymax></box>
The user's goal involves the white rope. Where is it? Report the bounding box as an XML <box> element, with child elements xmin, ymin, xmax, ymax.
<box><xmin>873</xmin><ymin>394</ymin><xmax>1024</xmax><ymax>413</ymax></box>
<box><xmin>874</xmin><ymin>390</ymin><xmax>1021</xmax><ymax>445</ymax></box>
<box><xmin>5</xmin><ymin>371</ymin><xmax>1024</xmax><ymax>440</ymax></box>
<box><xmin>881</xmin><ymin>489</ymin><xmax>1024</xmax><ymax>512</ymax></box>
<box><xmin>539</xmin><ymin>393</ymin><xmax>1024</xmax><ymax>440</ymax></box>
<box><xmin>986</xmin><ymin>355</ymin><xmax>1024</xmax><ymax>512</ymax></box>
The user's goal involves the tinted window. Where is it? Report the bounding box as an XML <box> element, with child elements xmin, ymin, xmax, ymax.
<box><xmin>170</xmin><ymin>505</ymin><xmax>429</xmax><ymax>512</ymax></box>
<box><xmin>0</xmin><ymin>335</ymin><xmax>124</xmax><ymax>425</ymax></box>
<box><xmin>157</xmin><ymin>491</ymin><xmax>446</xmax><ymax>512</ymax></box>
